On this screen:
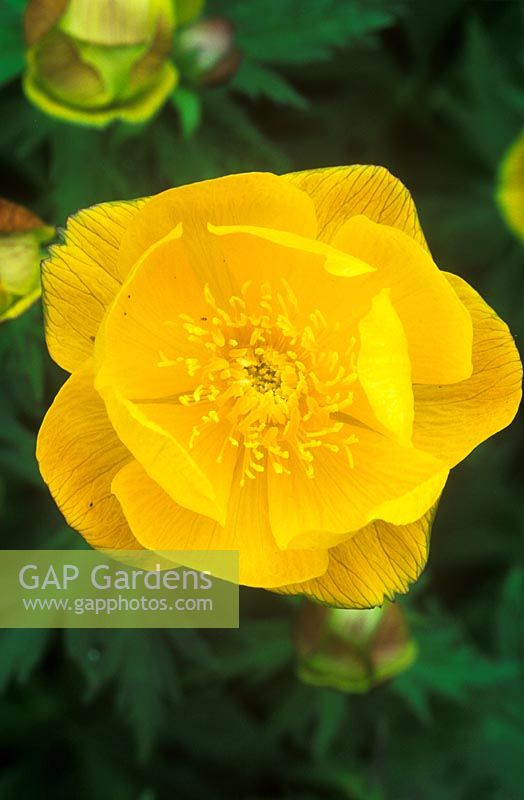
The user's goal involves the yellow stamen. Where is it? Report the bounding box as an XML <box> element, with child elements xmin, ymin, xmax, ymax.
<box><xmin>167</xmin><ymin>279</ymin><xmax>358</xmax><ymax>483</ymax></box>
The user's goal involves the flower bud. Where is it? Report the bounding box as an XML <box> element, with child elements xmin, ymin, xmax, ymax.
<box><xmin>23</xmin><ymin>0</ymin><xmax>185</xmax><ymax>127</ymax></box>
<box><xmin>176</xmin><ymin>17</ymin><xmax>242</xmax><ymax>87</ymax></box>
<box><xmin>0</xmin><ymin>199</ymin><xmax>54</xmax><ymax>323</ymax></box>
<box><xmin>497</xmin><ymin>130</ymin><xmax>524</xmax><ymax>242</ymax></box>
<box><xmin>294</xmin><ymin>600</ymin><xmax>417</xmax><ymax>693</ymax></box>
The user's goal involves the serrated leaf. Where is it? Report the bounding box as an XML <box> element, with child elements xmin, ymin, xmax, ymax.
<box><xmin>116</xmin><ymin>631</ymin><xmax>181</xmax><ymax>761</ymax></box>
<box><xmin>66</xmin><ymin>629</ymin><xmax>180</xmax><ymax>761</ymax></box>
<box><xmin>433</xmin><ymin>20</ymin><xmax>522</xmax><ymax>166</ymax></box>
<box><xmin>190</xmin><ymin>620</ymin><xmax>292</xmax><ymax>685</ymax></box>
<box><xmin>231</xmin><ymin>61</ymin><xmax>308</xmax><ymax>109</ymax></box>
<box><xmin>393</xmin><ymin>607</ymin><xmax>518</xmax><ymax>722</ymax></box>
<box><xmin>210</xmin><ymin>0</ymin><xmax>393</xmax><ymax>65</ymax></box>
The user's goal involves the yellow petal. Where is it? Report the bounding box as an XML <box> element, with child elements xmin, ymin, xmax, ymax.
<box><xmin>413</xmin><ymin>273</ymin><xmax>522</xmax><ymax>465</ymax></box>
<box><xmin>208</xmin><ymin>223</ymin><xmax>375</xmax><ymax>278</ymax></box>
<box><xmin>93</xmin><ymin>225</ymin><xmax>207</xmax><ymax>400</ymax></box>
<box><xmin>123</xmin><ymin>399</ymin><xmax>238</xmax><ymax>524</ymax></box>
<box><xmin>98</xmin><ymin>385</ymin><xmax>228</xmax><ymax>526</ymax></box>
<box><xmin>283</xmin><ymin>164</ymin><xmax>428</xmax><ymax>247</ymax></box>
<box><xmin>357</xmin><ymin>289</ymin><xmax>413</xmax><ymax>445</ymax></box>
<box><xmin>42</xmin><ymin>198</ymin><xmax>146</xmax><ymax>373</ymax></box>
<box><xmin>202</xmin><ymin>223</ymin><xmax>373</xmax><ymax>344</ymax></box>
<box><xmin>36</xmin><ymin>362</ymin><xmax>140</xmax><ymax>549</ymax></box>
<box><xmin>112</xmin><ymin>460</ymin><xmax>329</xmax><ymax>588</ymax></box>
<box><xmin>116</xmin><ymin>172</ymin><xmax>318</xmax><ymax>278</ymax></box>
<box><xmin>332</xmin><ymin>216</ymin><xmax>473</xmax><ymax>384</ymax></box>
<box><xmin>277</xmin><ymin>506</ymin><xmax>437</xmax><ymax>609</ymax></box>
<box><xmin>268</xmin><ymin>423</ymin><xmax>446</xmax><ymax>549</ymax></box>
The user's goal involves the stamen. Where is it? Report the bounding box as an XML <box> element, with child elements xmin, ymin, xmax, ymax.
<box><xmin>166</xmin><ymin>278</ymin><xmax>358</xmax><ymax>484</ymax></box>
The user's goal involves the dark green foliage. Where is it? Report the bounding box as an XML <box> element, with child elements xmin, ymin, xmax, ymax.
<box><xmin>0</xmin><ymin>0</ymin><xmax>523</xmax><ymax>798</ymax></box>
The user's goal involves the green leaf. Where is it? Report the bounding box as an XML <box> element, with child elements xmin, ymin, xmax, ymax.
<box><xmin>0</xmin><ymin>0</ymin><xmax>25</xmax><ymax>88</ymax></box>
<box><xmin>0</xmin><ymin>401</ymin><xmax>41</xmax><ymax>486</ymax></box>
<box><xmin>496</xmin><ymin>568</ymin><xmax>524</xmax><ymax>663</ymax></box>
<box><xmin>188</xmin><ymin>620</ymin><xmax>292</xmax><ymax>686</ymax></box>
<box><xmin>115</xmin><ymin>631</ymin><xmax>181</xmax><ymax>761</ymax></box>
<box><xmin>168</xmin><ymin>691</ymin><xmax>262</xmax><ymax>763</ymax></box>
<box><xmin>49</xmin><ymin>127</ymin><xmax>115</xmax><ymax>223</ymax></box>
<box><xmin>65</xmin><ymin>629</ymin><xmax>124</xmax><ymax>698</ymax></box>
<box><xmin>433</xmin><ymin>20</ymin><xmax>522</xmax><ymax>166</ymax></box>
<box><xmin>210</xmin><ymin>0</ymin><xmax>393</xmax><ymax>65</ymax></box>
<box><xmin>310</xmin><ymin>690</ymin><xmax>347</xmax><ymax>761</ymax></box>
<box><xmin>231</xmin><ymin>62</ymin><xmax>309</xmax><ymax>109</ymax></box>
<box><xmin>66</xmin><ymin>630</ymin><xmax>181</xmax><ymax>761</ymax></box>
<box><xmin>171</xmin><ymin>86</ymin><xmax>203</xmax><ymax>138</ymax></box>
<box><xmin>393</xmin><ymin>606</ymin><xmax>518</xmax><ymax>722</ymax></box>
<box><xmin>167</xmin><ymin>629</ymin><xmax>218</xmax><ymax>668</ymax></box>
<box><xmin>0</xmin><ymin>629</ymin><xmax>51</xmax><ymax>692</ymax></box>
<box><xmin>0</xmin><ymin>305</ymin><xmax>47</xmax><ymax>418</ymax></box>
<box><xmin>203</xmin><ymin>90</ymin><xmax>290</xmax><ymax>171</ymax></box>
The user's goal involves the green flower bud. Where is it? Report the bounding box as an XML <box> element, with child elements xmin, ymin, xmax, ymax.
<box><xmin>22</xmin><ymin>0</ymin><xmax>200</xmax><ymax>127</ymax></box>
<box><xmin>295</xmin><ymin>600</ymin><xmax>417</xmax><ymax>693</ymax></box>
<box><xmin>0</xmin><ymin>199</ymin><xmax>54</xmax><ymax>323</ymax></box>
<box><xmin>176</xmin><ymin>17</ymin><xmax>242</xmax><ymax>87</ymax></box>
<box><xmin>497</xmin><ymin>130</ymin><xmax>524</xmax><ymax>243</ymax></box>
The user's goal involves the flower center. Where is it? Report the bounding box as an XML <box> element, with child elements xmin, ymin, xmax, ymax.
<box><xmin>162</xmin><ymin>279</ymin><xmax>358</xmax><ymax>485</ymax></box>
<box><xmin>245</xmin><ymin>360</ymin><xmax>281</xmax><ymax>394</ymax></box>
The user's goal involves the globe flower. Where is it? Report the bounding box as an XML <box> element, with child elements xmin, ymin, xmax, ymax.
<box><xmin>22</xmin><ymin>0</ymin><xmax>202</xmax><ymax>127</ymax></box>
<box><xmin>497</xmin><ymin>130</ymin><xmax>524</xmax><ymax>242</ymax></box>
<box><xmin>36</xmin><ymin>167</ymin><xmax>522</xmax><ymax>606</ymax></box>
<box><xmin>0</xmin><ymin>198</ymin><xmax>54</xmax><ymax>323</ymax></box>
<box><xmin>295</xmin><ymin>599</ymin><xmax>416</xmax><ymax>692</ymax></box>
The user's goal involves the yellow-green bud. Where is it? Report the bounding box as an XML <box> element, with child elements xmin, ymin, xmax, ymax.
<box><xmin>22</xmin><ymin>0</ymin><xmax>190</xmax><ymax>127</ymax></box>
<box><xmin>294</xmin><ymin>600</ymin><xmax>417</xmax><ymax>693</ymax></box>
<box><xmin>0</xmin><ymin>199</ymin><xmax>54</xmax><ymax>323</ymax></box>
<box><xmin>497</xmin><ymin>130</ymin><xmax>524</xmax><ymax>243</ymax></box>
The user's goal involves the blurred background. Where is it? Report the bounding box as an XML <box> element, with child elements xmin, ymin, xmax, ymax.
<box><xmin>0</xmin><ymin>1</ymin><xmax>523</xmax><ymax>798</ymax></box>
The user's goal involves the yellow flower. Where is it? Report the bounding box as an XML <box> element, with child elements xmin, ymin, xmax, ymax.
<box><xmin>497</xmin><ymin>130</ymin><xmax>524</xmax><ymax>242</ymax></box>
<box><xmin>22</xmin><ymin>0</ymin><xmax>201</xmax><ymax>127</ymax></box>
<box><xmin>295</xmin><ymin>599</ymin><xmax>416</xmax><ymax>692</ymax></box>
<box><xmin>36</xmin><ymin>168</ymin><xmax>522</xmax><ymax>606</ymax></box>
<box><xmin>0</xmin><ymin>198</ymin><xmax>54</xmax><ymax>323</ymax></box>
